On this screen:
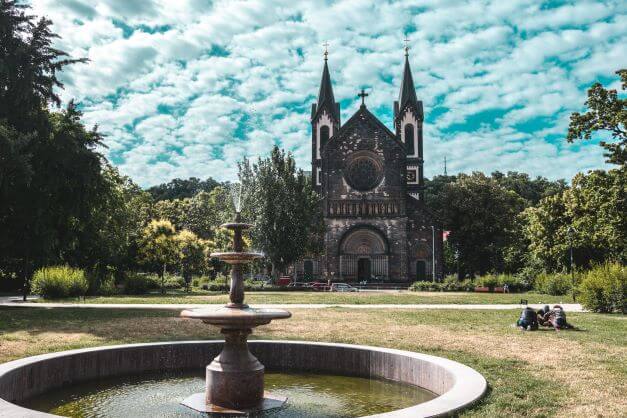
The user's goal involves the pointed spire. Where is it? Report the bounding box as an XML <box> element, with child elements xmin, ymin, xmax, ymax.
<box><xmin>398</xmin><ymin>52</ymin><xmax>418</xmax><ymax>112</ymax></box>
<box><xmin>317</xmin><ymin>58</ymin><xmax>335</xmax><ymax>109</ymax></box>
<box><xmin>314</xmin><ymin>44</ymin><xmax>339</xmax><ymax>122</ymax></box>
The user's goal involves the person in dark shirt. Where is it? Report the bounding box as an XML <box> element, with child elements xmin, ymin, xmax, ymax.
<box><xmin>538</xmin><ymin>305</ymin><xmax>572</xmax><ymax>330</ymax></box>
<box><xmin>516</xmin><ymin>307</ymin><xmax>539</xmax><ymax>330</ymax></box>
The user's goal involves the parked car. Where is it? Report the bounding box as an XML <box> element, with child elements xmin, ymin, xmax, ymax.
<box><xmin>310</xmin><ymin>281</ymin><xmax>330</xmax><ymax>291</ymax></box>
<box><xmin>331</xmin><ymin>283</ymin><xmax>358</xmax><ymax>292</ymax></box>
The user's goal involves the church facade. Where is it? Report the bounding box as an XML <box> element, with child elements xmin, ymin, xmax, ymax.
<box><xmin>294</xmin><ymin>51</ymin><xmax>443</xmax><ymax>283</ymax></box>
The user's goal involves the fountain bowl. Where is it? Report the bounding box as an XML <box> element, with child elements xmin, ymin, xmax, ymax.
<box><xmin>0</xmin><ymin>340</ymin><xmax>487</xmax><ymax>418</ymax></box>
<box><xmin>181</xmin><ymin>306</ymin><xmax>291</xmax><ymax>328</ymax></box>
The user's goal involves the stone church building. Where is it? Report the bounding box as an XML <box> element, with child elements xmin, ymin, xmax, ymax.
<box><xmin>294</xmin><ymin>50</ymin><xmax>443</xmax><ymax>283</ymax></box>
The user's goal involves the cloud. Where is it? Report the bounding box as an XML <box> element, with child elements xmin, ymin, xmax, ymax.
<box><xmin>27</xmin><ymin>0</ymin><xmax>626</xmax><ymax>187</ymax></box>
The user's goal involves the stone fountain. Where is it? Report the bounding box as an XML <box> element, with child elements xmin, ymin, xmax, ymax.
<box><xmin>180</xmin><ymin>212</ymin><xmax>291</xmax><ymax>414</ymax></box>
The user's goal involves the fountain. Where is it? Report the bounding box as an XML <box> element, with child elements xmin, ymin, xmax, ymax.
<box><xmin>179</xmin><ymin>211</ymin><xmax>291</xmax><ymax>414</ymax></box>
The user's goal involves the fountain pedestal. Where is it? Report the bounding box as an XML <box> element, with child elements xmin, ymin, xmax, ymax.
<box><xmin>180</xmin><ymin>216</ymin><xmax>291</xmax><ymax>415</ymax></box>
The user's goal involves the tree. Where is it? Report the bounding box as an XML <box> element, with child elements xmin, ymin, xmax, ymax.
<box><xmin>176</xmin><ymin>230</ymin><xmax>208</xmax><ymax>290</ymax></box>
<box><xmin>431</xmin><ymin>173</ymin><xmax>526</xmax><ymax>277</ymax></box>
<box><xmin>522</xmin><ymin>168</ymin><xmax>626</xmax><ymax>271</ymax></box>
<box><xmin>239</xmin><ymin>146</ymin><xmax>322</xmax><ymax>277</ymax></box>
<box><xmin>138</xmin><ymin>220</ymin><xmax>180</xmax><ymax>293</ymax></box>
<box><xmin>567</xmin><ymin>69</ymin><xmax>627</xmax><ymax>165</ymax></box>
<box><xmin>147</xmin><ymin>177</ymin><xmax>219</xmax><ymax>201</ymax></box>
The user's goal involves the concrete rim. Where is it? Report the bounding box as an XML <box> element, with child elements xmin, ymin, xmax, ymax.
<box><xmin>0</xmin><ymin>341</ymin><xmax>487</xmax><ymax>418</ymax></box>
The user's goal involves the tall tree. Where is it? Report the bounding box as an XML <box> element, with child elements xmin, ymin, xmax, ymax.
<box><xmin>431</xmin><ymin>173</ymin><xmax>526</xmax><ymax>277</ymax></box>
<box><xmin>239</xmin><ymin>146</ymin><xmax>322</xmax><ymax>276</ymax></box>
<box><xmin>138</xmin><ymin>220</ymin><xmax>180</xmax><ymax>293</ymax></box>
<box><xmin>523</xmin><ymin>168</ymin><xmax>626</xmax><ymax>270</ymax></box>
<box><xmin>567</xmin><ymin>69</ymin><xmax>627</xmax><ymax>166</ymax></box>
<box><xmin>147</xmin><ymin>177</ymin><xmax>220</xmax><ymax>201</ymax></box>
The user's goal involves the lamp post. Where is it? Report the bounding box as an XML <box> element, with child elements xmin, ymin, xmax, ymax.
<box><xmin>567</xmin><ymin>226</ymin><xmax>576</xmax><ymax>303</ymax></box>
<box><xmin>431</xmin><ymin>225</ymin><xmax>436</xmax><ymax>282</ymax></box>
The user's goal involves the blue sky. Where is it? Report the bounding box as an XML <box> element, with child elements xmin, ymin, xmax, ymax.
<box><xmin>30</xmin><ymin>0</ymin><xmax>626</xmax><ymax>187</ymax></box>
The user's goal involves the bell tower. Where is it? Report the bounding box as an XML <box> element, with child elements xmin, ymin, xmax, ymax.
<box><xmin>394</xmin><ymin>43</ymin><xmax>424</xmax><ymax>200</ymax></box>
<box><xmin>311</xmin><ymin>45</ymin><xmax>340</xmax><ymax>192</ymax></box>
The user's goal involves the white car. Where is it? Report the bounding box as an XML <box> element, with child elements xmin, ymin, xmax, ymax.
<box><xmin>331</xmin><ymin>283</ymin><xmax>358</xmax><ymax>292</ymax></box>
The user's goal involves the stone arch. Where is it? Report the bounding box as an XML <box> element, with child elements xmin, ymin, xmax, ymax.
<box><xmin>339</xmin><ymin>225</ymin><xmax>389</xmax><ymax>256</ymax></box>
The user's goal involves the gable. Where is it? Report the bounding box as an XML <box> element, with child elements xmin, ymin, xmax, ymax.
<box><xmin>322</xmin><ymin>107</ymin><xmax>403</xmax><ymax>156</ymax></box>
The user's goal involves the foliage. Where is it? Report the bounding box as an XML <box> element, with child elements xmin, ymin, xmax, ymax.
<box><xmin>31</xmin><ymin>266</ymin><xmax>88</xmax><ymax>298</ymax></box>
<box><xmin>147</xmin><ymin>177</ymin><xmax>219</xmax><ymax>201</ymax></box>
<box><xmin>176</xmin><ymin>230</ymin><xmax>208</xmax><ymax>284</ymax></box>
<box><xmin>578</xmin><ymin>262</ymin><xmax>626</xmax><ymax>313</ymax></box>
<box><xmin>239</xmin><ymin>146</ymin><xmax>324</xmax><ymax>275</ymax></box>
<box><xmin>567</xmin><ymin>69</ymin><xmax>627</xmax><ymax>165</ymax></box>
<box><xmin>534</xmin><ymin>272</ymin><xmax>573</xmax><ymax>296</ymax></box>
<box><xmin>138</xmin><ymin>220</ymin><xmax>180</xmax><ymax>292</ymax></box>
<box><xmin>523</xmin><ymin>168</ymin><xmax>626</xmax><ymax>271</ymax></box>
<box><xmin>427</xmin><ymin>172</ymin><xmax>526</xmax><ymax>276</ymax></box>
<box><xmin>123</xmin><ymin>272</ymin><xmax>159</xmax><ymax>295</ymax></box>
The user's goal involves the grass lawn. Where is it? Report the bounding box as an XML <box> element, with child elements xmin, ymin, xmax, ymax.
<box><xmin>32</xmin><ymin>290</ymin><xmax>570</xmax><ymax>305</ymax></box>
<box><xmin>0</xmin><ymin>307</ymin><xmax>624</xmax><ymax>417</ymax></box>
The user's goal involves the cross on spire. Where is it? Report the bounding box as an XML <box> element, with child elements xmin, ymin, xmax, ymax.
<box><xmin>358</xmin><ymin>89</ymin><xmax>369</xmax><ymax>107</ymax></box>
<box><xmin>403</xmin><ymin>36</ymin><xmax>410</xmax><ymax>57</ymax></box>
<box><xmin>323</xmin><ymin>41</ymin><xmax>329</xmax><ymax>61</ymax></box>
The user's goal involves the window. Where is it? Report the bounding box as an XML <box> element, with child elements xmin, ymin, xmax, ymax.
<box><xmin>320</xmin><ymin>125</ymin><xmax>330</xmax><ymax>149</ymax></box>
<box><xmin>316</xmin><ymin>167</ymin><xmax>322</xmax><ymax>186</ymax></box>
<box><xmin>404</xmin><ymin>124</ymin><xmax>415</xmax><ymax>156</ymax></box>
<box><xmin>407</xmin><ymin>168</ymin><xmax>417</xmax><ymax>183</ymax></box>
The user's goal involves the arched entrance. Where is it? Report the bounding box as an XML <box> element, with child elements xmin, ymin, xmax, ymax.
<box><xmin>339</xmin><ymin>226</ymin><xmax>389</xmax><ymax>281</ymax></box>
<box><xmin>303</xmin><ymin>260</ymin><xmax>314</xmax><ymax>281</ymax></box>
<box><xmin>416</xmin><ymin>260</ymin><xmax>427</xmax><ymax>281</ymax></box>
<box><xmin>357</xmin><ymin>258</ymin><xmax>371</xmax><ymax>281</ymax></box>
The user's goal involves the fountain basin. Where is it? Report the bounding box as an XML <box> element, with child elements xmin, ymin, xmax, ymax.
<box><xmin>0</xmin><ymin>340</ymin><xmax>487</xmax><ymax>417</ymax></box>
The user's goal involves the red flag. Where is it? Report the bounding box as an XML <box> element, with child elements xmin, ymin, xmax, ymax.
<box><xmin>443</xmin><ymin>231</ymin><xmax>451</xmax><ymax>241</ymax></box>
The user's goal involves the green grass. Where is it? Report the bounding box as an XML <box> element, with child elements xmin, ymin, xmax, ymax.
<box><xmin>0</xmin><ymin>306</ymin><xmax>624</xmax><ymax>417</ymax></box>
<box><xmin>33</xmin><ymin>290</ymin><xmax>569</xmax><ymax>305</ymax></box>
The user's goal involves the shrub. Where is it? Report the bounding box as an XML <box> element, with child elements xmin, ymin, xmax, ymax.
<box><xmin>98</xmin><ymin>276</ymin><xmax>118</xmax><ymax>296</ymax></box>
<box><xmin>31</xmin><ymin>266</ymin><xmax>88</xmax><ymax>299</ymax></box>
<box><xmin>579</xmin><ymin>263</ymin><xmax>626</xmax><ymax>313</ymax></box>
<box><xmin>124</xmin><ymin>273</ymin><xmax>159</xmax><ymax>295</ymax></box>
<box><xmin>162</xmin><ymin>274</ymin><xmax>185</xmax><ymax>290</ymax></box>
<box><xmin>192</xmin><ymin>278</ymin><xmax>200</xmax><ymax>288</ymax></box>
<box><xmin>534</xmin><ymin>272</ymin><xmax>572</xmax><ymax>296</ymax></box>
<box><xmin>410</xmin><ymin>281</ymin><xmax>441</xmax><ymax>291</ymax></box>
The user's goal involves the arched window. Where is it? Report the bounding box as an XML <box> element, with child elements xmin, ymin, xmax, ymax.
<box><xmin>404</xmin><ymin>124</ymin><xmax>415</xmax><ymax>155</ymax></box>
<box><xmin>320</xmin><ymin>125</ymin><xmax>330</xmax><ymax>149</ymax></box>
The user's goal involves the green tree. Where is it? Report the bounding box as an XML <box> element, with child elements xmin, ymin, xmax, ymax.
<box><xmin>431</xmin><ymin>173</ymin><xmax>526</xmax><ymax>277</ymax></box>
<box><xmin>138</xmin><ymin>220</ymin><xmax>180</xmax><ymax>293</ymax></box>
<box><xmin>567</xmin><ymin>69</ymin><xmax>627</xmax><ymax>165</ymax></box>
<box><xmin>147</xmin><ymin>177</ymin><xmax>219</xmax><ymax>201</ymax></box>
<box><xmin>176</xmin><ymin>230</ymin><xmax>207</xmax><ymax>290</ymax></box>
<box><xmin>239</xmin><ymin>146</ymin><xmax>322</xmax><ymax>277</ymax></box>
<box><xmin>522</xmin><ymin>168</ymin><xmax>626</xmax><ymax>271</ymax></box>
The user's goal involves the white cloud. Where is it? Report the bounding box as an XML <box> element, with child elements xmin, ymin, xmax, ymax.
<box><xmin>27</xmin><ymin>0</ymin><xmax>625</xmax><ymax>186</ymax></box>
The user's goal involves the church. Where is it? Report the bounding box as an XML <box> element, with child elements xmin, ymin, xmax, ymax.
<box><xmin>294</xmin><ymin>48</ymin><xmax>443</xmax><ymax>283</ymax></box>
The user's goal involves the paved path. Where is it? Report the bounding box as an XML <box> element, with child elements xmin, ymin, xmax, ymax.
<box><xmin>0</xmin><ymin>300</ymin><xmax>584</xmax><ymax>312</ymax></box>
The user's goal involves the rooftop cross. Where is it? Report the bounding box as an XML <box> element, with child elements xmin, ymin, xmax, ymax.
<box><xmin>403</xmin><ymin>36</ymin><xmax>410</xmax><ymax>57</ymax></box>
<box><xmin>358</xmin><ymin>89</ymin><xmax>369</xmax><ymax>107</ymax></box>
<box><xmin>323</xmin><ymin>41</ymin><xmax>329</xmax><ymax>61</ymax></box>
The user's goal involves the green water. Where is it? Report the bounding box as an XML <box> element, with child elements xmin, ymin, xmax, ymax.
<box><xmin>22</xmin><ymin>371</ymin><xmax>436</xmax><ymax>417</ymax></box>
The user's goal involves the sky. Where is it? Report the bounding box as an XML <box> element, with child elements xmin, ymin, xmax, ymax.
<box><xmin>29</xmin><ymin>0</ymin><xmax>627</xmax><ymax>187</ymax></box>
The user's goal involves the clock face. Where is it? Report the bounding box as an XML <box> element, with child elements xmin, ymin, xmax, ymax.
<box><xmin>345</xmin><ymin>152</ymin><xmax>383</xmax><ymax>191</ymax></box>
<box><xmin>407</xmin><ymin>169</ymin><xmax>417</xmax><ymax>183</ymax></box>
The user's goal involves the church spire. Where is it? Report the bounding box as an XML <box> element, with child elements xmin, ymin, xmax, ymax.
<box><xmin>397</xmin><ymin>51</ymin><xmax>419</xmax><ymax>114</ymax></box>
<box><xmin>312</xmin><ymin>43</ymin><xmax>340</xmax><ymax>123</ymax></box>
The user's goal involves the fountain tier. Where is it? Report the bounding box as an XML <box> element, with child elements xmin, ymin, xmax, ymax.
<box><xmin>179</xmin><ymin>215</ymin><xmax>291</xmax><ymax>414</ymax></box>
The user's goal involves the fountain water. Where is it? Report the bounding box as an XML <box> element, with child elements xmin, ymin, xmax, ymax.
<box><xmin>179</xmin><ymin>211</ymin><xmax>291</xmax><ymax>414</ymax></box>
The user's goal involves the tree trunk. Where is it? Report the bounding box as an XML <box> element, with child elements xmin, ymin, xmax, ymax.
<box><xmin>22</xmin><ymin>256</ymin><xmax>31</xmax><ymax>302</ymax></box>
<box><xmin>161</xmin><ymin>263</ymin><xmax>167</xmax><ymax>294</ymax></box>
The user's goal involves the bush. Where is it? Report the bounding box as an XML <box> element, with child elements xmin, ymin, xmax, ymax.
<box><xmin>98</xmin><ymin>276</ymin><xmax>118</xmax><ymax>296</ymax></box>
<box><xmin>579</xmin><ymin>263</ymin><xmax>626</xmax><ymax>313</ymax></box>
<box><xmin>410</xmin><ymin>281</ymin><xmax>442</xmax><ymax>291</ymax></box>
<box><xmin>124</xmin><ymin>273</ymin><xmax>159</xmax><ymax>295</ymax></box>
<box><xmin>162</xmin><ymin>274</ymin><xmax>185</xmax><ymax>290</ymax></box>
<box><xmin>31</xmin><ymin>266</ymin><xmax>88</xmax><ymax>298</ymax></box>
<box><xmin>534</xmin><ymin>272</ymin><xmax>572</xmax><ymax>296</ymax></box>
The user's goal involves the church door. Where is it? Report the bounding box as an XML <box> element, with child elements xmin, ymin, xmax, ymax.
<box><xmin>416</xmin><ymin>261</ymin><xmax>427</xmax><ymax>281</ymax></box>
<box><xmin>303</xmin><ymin>260</ymin><xmax>314</xmax><ymax>281</ymax></box>
<box><xmin>358</xmin><ymin>258</ymin><xmax>371</xmax><ymax>281</ymax></box>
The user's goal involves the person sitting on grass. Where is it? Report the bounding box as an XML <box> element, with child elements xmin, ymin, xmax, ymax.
<box><xmin>516</xmin><ymin>307</ymin><xmax>539</xmax><ymax>331</ymax></box>
<box><xmin>538</xmin><ymin>305</ymin><xmax>573</xmax><ymax>330</ymax></box>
